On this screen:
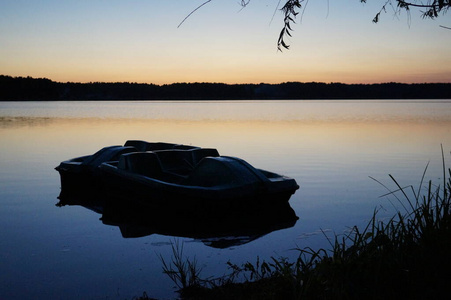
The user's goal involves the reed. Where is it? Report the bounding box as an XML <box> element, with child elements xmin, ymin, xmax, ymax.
<box><xmin>159</xmin><ymin>240</ymin><xmax>203</xmax><ymax>293</ymax></box>
<box><xmin>159</xmin><ymin>150</ymin><xmax>451</xmax><ymax>299</ymax></box>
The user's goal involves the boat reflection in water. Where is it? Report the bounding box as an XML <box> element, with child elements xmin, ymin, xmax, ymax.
<box><xmin>56</xmin><ymin>187</ymin><xmax>298</xmax><ymax>249</ymax></box>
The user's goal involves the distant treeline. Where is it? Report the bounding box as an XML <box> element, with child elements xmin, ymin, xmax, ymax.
<box><xmin>1</xmin><ymin>75</ymin><xmax>450</xmax><ymax>100</ymax></box>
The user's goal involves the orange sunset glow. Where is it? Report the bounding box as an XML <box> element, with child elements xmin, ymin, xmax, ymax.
<box><xmin>1</xmin><ymin>1</ymin><xmax>450</xmax><ymax>84</ymax></box>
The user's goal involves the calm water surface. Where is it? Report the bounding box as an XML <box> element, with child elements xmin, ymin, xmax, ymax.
<box><xmin>1</xmin><ymin>100</ymin><xmax>451</xmax><ymax>299</ymax></box>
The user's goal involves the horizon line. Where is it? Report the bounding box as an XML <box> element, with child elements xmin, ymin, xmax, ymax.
<box><xmin>2</xmin><ymin>74</ymin><xmax>451</xmax><ymax>86</ymax></box>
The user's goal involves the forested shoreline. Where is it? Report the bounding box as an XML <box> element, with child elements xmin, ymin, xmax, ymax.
<box><xmin>1</xmin><ymin>75</ymin><xmax>450</xmax><ymax>101</ymax></box>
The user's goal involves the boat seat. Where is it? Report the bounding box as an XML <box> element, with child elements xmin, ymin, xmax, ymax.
<box><xmin>154</xmin><ymin>148</ymin><xmax>220</xmax><ymax>174</ymax></box>
<box><xmin>191</xmin><ymin>148</ymin><xmax>220</xmax><ymax>166</ymax></box>
<box><xmin>124</xmin><ymin>140</ymin><xmax>207</xmax><ymax>154</ymax></box>
<box><xmin>173</xmin><ymin>144</ymin><xmax>200</xmax><ymax>150</ymax></box>
<box><xmin>118</xmin><ymin>152</ymin><xmax>186</xmax><ymax>183</ymax></box>
<box><xmin>118</xmin><ymin>152</ymin><xmax>164</xmax><ymax>179</ymax></box>
<box><xmin>154</xmin><ymin>150</ymin><xmax>195</xmax><ymax>176</ymax></box>
<box><xmin>184</xmin><ymin>157</ymin><xmax>237</xmax><ymax>187</ymax></box>
<box><xmin>83</xmin><ymin>146</ymin><xmax>136</xmax><ymax>167</ymax></box>
<box><xmin>124</xmin><ymin>140</ymin><xmax>178</xmax><ymax>152</ymax></box>
<box><xmin>146</xmin><ymin>142</ymin><xmax>179</xmax><ymax>151</ymax></box>
<box><xmin>124</xmin><ymin>140</ymin><xmax>151</xmax><ymax>152</ymax></box>
<box><xmin>184</xmin><ymin>156</ymin><xmax>261</xmax><ymax>187</ymax></box>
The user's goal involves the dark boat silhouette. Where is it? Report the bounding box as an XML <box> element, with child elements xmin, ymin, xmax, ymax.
<box><xmin>55</xmin><ymin>140</ymin><xmax>200</xmax><ymax>191</ymax></box>
<box><xmin>56</xmin><ymin>140</ymin><xmax>299</xmax><ymax>207</ymax></box>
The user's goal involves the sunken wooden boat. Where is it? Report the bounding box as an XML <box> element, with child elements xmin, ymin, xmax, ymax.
<box><xmin>99</xmin><ymin>147</ymin><xmax>299</xmax><ymax>208</ymax></box>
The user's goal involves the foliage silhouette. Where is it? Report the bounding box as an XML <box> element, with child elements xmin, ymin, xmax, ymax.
<box><xmin>1</xmin><ymin>75</ymin><xmax>450</xmax><ymax>101</ymax></box>
<box><xmin>183</xmin><ymin>1</ymin><xmax>450</xmax><ymax>50</ymax></box>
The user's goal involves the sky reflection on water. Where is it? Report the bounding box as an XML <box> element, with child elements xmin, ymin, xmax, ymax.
<box><xmin>1</xmin><ymin>100</ymin><xmax>451</xmax><ymax>299</ymax></box>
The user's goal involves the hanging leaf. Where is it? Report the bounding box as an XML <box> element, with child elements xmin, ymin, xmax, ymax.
<box><xmin>373</xmin><ymin>12</ymin><xmax>380</xmax><ymax>23</ymax></box>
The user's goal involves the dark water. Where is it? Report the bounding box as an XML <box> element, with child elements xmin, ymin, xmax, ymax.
<box><xmin>1</xmin><ymin>100</ymin><xmax>451</xmax><ymax>299</ymax></box>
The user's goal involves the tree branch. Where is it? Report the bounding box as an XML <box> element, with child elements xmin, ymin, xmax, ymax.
<box><xmin>277</xmin><ymin>0</ymin><xmax>304</xmax><ymax>51</ymax></box>
<box><xmin>178</xmin><ymin>0</ymin><xmax>213</xmax><ymax>28</ymax></box>
<box><xmin>397</xmin><ymin>1</ymin><xmax>447</xmax><ymax>8</ymax></box>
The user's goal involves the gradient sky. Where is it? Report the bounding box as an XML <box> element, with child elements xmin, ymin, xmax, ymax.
<box><xmin>1</xmin><ymin>0</ymin><xmax>450</xmax><ymax>84</ymax></box>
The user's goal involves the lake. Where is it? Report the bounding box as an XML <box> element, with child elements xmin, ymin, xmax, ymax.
<box><xmin>1</xmin><ymin>100</ymin><xmax>451</xmax><ymax>299</ymax></box>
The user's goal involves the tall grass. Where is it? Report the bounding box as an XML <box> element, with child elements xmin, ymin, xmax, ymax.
<box><xmin>159</xmin><ymin>240</ymin><xmax>203</xmax><ymax>292</ymax></box>
<box><xmin>160</xmin><ymin>151</ymin><xmax>451</xmax><ymax>299</ymax></box>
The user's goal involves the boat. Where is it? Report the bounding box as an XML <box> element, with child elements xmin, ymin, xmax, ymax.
<box><xmin>55</xmin><ymin>140</ymin><xmax>200</xmax><ymax>191</ymax></box>
<box><xmin>56</xmin><ymin>140</ymin><xmax>299</xmax><ymax>208</ymax></box>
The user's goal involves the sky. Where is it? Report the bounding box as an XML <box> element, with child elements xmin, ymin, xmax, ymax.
<box><xmin>0</xmin><ymin>0</ymin><xmax>450</xmax><ymax>84</ymax></box>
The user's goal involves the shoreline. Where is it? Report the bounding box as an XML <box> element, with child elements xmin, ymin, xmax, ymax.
<box><xmin>2</xmin><ymin>75</ymin><xmax>451</xmax><ymax>101</ymax></box>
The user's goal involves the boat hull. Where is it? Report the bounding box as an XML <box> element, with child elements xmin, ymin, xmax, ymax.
<box><xmin>99</xmin><ymin>157</ymin><xmax>299</xmax><ymax>210</ymax></box>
